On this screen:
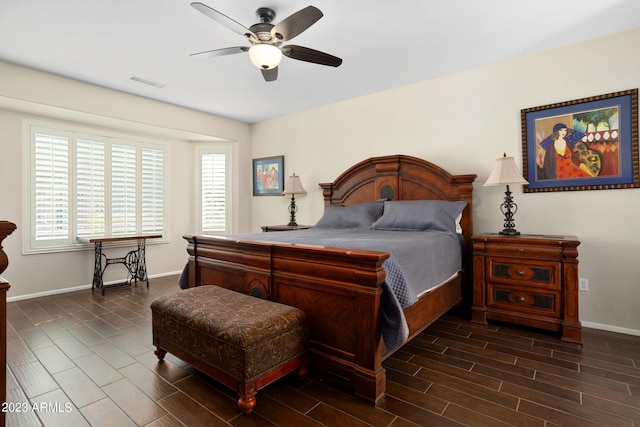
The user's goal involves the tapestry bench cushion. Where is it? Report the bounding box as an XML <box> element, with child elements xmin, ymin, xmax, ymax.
<box><xmin>151</xmin><ymin>285</ymin><xmax>308</xmax><ymax>383</ymax></box>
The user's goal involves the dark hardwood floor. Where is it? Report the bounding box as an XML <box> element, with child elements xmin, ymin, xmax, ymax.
<box><xmin>6</xmin><ymin>276</ymin><xmax>640</xmax><ymax>426</ymax></box>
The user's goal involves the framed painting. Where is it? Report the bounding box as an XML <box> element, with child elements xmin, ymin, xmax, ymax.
<box><xmin>253</xmin><ymin>155</ymin><xmax>284</xmax><ymax>196</ymax></box>
<box><xmin>521</xmin><ymin>89</ymin><xmax>639</xmax><ymax>192</ymax></box>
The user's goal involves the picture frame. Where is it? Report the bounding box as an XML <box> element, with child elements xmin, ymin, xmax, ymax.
<box><xmin>521</xmin><ymin>89</ymin><xmax>639</xmax><ymax>192</ymax></box>
<box><xmin>252</xmin><ymin>155</ymin><xmax>284</xmax><ymax>196</ymax></box>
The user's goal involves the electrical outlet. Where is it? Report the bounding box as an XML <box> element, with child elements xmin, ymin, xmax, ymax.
<box><xmin>579</xmin><ymin>278</ymin><xmax>589</xmax><ymax>291</ymax></box>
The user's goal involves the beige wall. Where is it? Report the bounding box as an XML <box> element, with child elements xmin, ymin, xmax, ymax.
<box><xmin>0</xmin><ymin>61</ymin><xmax>252</xmax><ymax>299</ymax></box>
<box><xmin>250</xmin><ymin>28</ymin><xmax>640</xmax><ymax>335</ymax></box>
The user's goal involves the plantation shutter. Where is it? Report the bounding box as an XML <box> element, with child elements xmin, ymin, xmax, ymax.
<box><xmin>33</xmin><ymin>132</ymin><xmax>70</xmax><ymax>242</ymax></box>
<box><xmin>76</xmin><ymin>138</ymin><xmax>106</xmax><ymax>237</ymax></box>
<box><xmin>141</xmin><ymin>147</ymin><xmax>164</xmax><ymax>234</ymax></box>
<box><xmin>201</xmin><ymin>152</ymin><xmax>228</xmax><ymax>233</ymax></box>
<box><xmin>111</xmin><ymin>143</ymin><xmax>137</xmax><ymax>235</ymax></box>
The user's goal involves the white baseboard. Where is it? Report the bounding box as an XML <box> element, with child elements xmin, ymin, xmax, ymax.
<box><xmin>8</xmin><ymin>283</ymin><xmax>94</xmax><ymax>302</ymax></box>
<box><xmin>6</xmin><ymin>271</ymin><xmax>181</xmax><ymax>303</ymax></box>
<box><xmin>581</xmin><ymin>321</ymin><xmax>640</xmax><ymax>337</ymax></box>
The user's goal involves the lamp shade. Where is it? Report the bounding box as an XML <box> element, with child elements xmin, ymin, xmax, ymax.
<box><xmin>484</xmin><ymin>155</ymin><xmax>528</xmax><ymax>186</ymax></box>
<box><xmin>249</xmin><ymin>44</ymin><xmax>283</xmax><ymax>70</ymax></box>
<box><xmin>282</xmin><ymin>173</ymin><xmax>306</xmax><ymax>195</ymax></box>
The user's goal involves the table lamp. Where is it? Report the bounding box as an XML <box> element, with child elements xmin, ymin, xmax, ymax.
<box><xmin>282</xmin><ymin>173</ymin><xmax>306</xmax><ymax>226</ymax></box>
<box><xmin>484</xmin><ymin>153</ymin><xmax>528</xmax><ymax>236</ymax></box>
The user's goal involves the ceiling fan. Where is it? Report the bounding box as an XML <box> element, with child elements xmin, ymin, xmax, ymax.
<box><xmin>190</xmin><ymin>2</ymin><xmax>343</xmax><ymax>82</ymax></box>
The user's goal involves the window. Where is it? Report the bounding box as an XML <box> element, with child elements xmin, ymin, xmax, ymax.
<box><xmin>196</xmin><ymin>145</ymin><xmax>231</xmax><ymax>235</ymax></box>
<box><xmin>23</xmin><ymin>121</ymin><xmax>168</xmax><ymax>253</ymax></box>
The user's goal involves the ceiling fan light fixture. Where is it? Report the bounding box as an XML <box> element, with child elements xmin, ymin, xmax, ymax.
<box><xmin>249</xmin><ymin>44</ymin><xmax>282</xmax><ymax>70</ymax></box>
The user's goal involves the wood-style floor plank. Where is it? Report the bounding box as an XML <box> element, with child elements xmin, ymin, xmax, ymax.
<box><xmin>117</xmin><ymin>362</ymin><xmax>179</xmax><ymax>402</ymax></box>
<box><xmin>157</xmin><ymin>391</ymin><xmax>229</xmax><ymax>427</ymax></box>
<box><xmin>102</xmin><ymin>378</ymin><xmax>168</xmax><ymax>426</ymax></box>
<box><xmin>52</xmin><ymin>366</ymin><xmax>107</xmax><ymax>408</ymax></box>
<box><xmin>10</xmin><ymin>360</ymin><xmax>59</xmax><ymax>398</ymax></box>
<box><xmin>72</xmin><ymin>353</ymin><xmax>123</xmax><ymax>387</ymax></box>
<box><xmin>305</xmin><ymin>402</ymin><xmax>373</xmax><ymax>427</ymax></box>
<box><xmin>79</xmin><ymin>397</ymin><xmax>137</xmax><ymax>427</ymax></box>
<box><xmin>172</xmin><ymin>374</ymin><xmax>239</xmax><ymax>421</ymax></box>
<box><xmin>32</xmin><ymin>344</ymin><xmax>76</xmax><ymax>374</ymax></box>
<box><xmin>4</xmin><ymin>275</ymin><xmax>640</xmax><ymax>426</ymax></box>
<box><xmin>30</xmin><ymin>388</ymin><xmax>90</xmax><ymax>427</ymax></box>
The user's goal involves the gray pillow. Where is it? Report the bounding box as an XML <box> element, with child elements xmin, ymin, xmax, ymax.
<box><xmin>370</xmin><ymin>200</ymin><xmax>467</xmax><ymax>234</ymax></box>
<box><xmin>314</xmin><ymin>201</ymin><xmax>384</xmax><ymax>229</ymax></box>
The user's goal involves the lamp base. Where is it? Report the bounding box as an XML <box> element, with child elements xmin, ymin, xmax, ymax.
<box><xmin>287</xmin><ymin>194</ymin><xmax>298</xmax><ymax>227</ymax></box>
<box><xmin>499</xmin><ymin>229</ymin><xmax>520</xmax><ymax>236</ymax></box>
<box><xmin>497</xmin><ymin>185</ymin><xmax>521</xmax><ymax>237</ymax></box>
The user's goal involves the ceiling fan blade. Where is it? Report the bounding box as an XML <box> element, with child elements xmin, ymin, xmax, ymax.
<box><xmin>282</xmin><ymin>45</ymin><xmax>342</xmax><ymax>67</ymax></box>
<box><xmin>261</xmin><ymin>67</ymin><xmax>278</xmax><ymax>82</ymax></box>
<box><xmin>191</xmin><ymin>2</ymin><xmax>254</xmax><ymax>39</ymax></box>
<box><xmin>271</xmin><ymin>6</ymin><xmax>323</xmax><ymax>41</ymax></box>
<box><xmin>190</xmin><ymin>46</ymin><xmax>248</xmax><ymax>59</ymax></box>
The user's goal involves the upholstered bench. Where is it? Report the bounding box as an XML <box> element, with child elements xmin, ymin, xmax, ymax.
<box><xmin>151</xmin><ymin>285</ymin><xmax>309</xmax><ymax>415</ymax></box>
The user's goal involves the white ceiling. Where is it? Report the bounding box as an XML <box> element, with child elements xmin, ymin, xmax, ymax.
<box><xmin>1</xmin><ymin>0</ymin><xmax>639</xmax><ymax>124</ymax></box>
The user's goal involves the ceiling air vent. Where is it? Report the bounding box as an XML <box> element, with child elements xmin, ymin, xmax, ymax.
<box><xmin>129</xmin><ymin>75</ymin><xmax>166</xmax><ymax>88</ymax></box>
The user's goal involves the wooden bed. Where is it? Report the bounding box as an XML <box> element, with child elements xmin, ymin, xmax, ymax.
<box><xmin>184</xmin><ymin>154</ymin><xmax>476</xmax><ymax>404</ymax></box>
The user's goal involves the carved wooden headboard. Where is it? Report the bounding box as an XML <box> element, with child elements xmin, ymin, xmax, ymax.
<box><xmin>319</xmin><ymin>154</ymin><xmax>477</xmax><ymax>245</ymax></box>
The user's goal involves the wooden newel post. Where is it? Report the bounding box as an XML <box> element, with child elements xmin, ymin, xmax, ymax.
<box><xmin>0</xmin><ymin>221</ymin><xmax>16</xmax><ymax>275</ymax></box>
<box><xmin>0</xmin><ymin>220</ymin><xmax>16</xmax><ymax>427</ymax></box>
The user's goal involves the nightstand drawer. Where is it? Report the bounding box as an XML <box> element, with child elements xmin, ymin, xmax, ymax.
<box><xmin>487</xmin><ymin>257</ymin><xmax>561</xmax><ymax>290</ymax></box>
<box><xmin>483</xmin><ymin>241</ymin><xmax>564</xmax><ymax>258</ymax></box>
<box><xmin>488</xmin><ymin>284</ymin><xmax>560</xmax><ymax>318</ymax></box>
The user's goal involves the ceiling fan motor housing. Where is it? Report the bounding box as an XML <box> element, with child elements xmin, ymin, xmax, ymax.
<box><xmin>248</xmin><ymin>23</ymin><xmax>277</xmax><ymax>43</ymax></box>
<box><xmin>248</xmin><ymin>8</ymin><xmax>282</xmax><ymax>43</ymax></box>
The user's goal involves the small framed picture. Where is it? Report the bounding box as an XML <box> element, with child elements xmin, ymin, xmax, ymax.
<box><xmin>521</xmin><ymin>89</ymin><xmax>639</xmax><ymax>192</ymax></box>
<box><xmin>252</xmin><ymin>155</ymin><xmax>284</xmax><ymax>196</ymax></box>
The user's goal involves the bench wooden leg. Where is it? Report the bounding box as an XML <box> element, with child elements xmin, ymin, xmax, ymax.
<box><xmin>154</xmin><ymin>347</ymin><xmax>166</xmax><ymax>361</ymax></box>
<box><xmin>236</xmin><ymin>364</ymin><xmax>307</xmax><ymax>415</ymax></box>
<box><xmin>237</xmin><ymin>381</ymin><xmax>258</xmax><ymax>415</ymax></box>
<box><xmin>296</xmin><ymin>366</ymin><xmax>308</xmax><ymax>381</ymax></box>
<box><xmin>238</xmin><ymin>395</ymin><xmax>257</xmax><ymax>415</ymax></box>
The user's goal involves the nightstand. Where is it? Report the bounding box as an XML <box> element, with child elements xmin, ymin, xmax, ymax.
<box><xmin>261</xmin><ymin>224</ymin><xmax>311</xmax><ymax>232</ymax></box>
<box><xmin>471</xmin><ymin>233</ymin><xmax>582</xmax><ymax>344</ymax></box>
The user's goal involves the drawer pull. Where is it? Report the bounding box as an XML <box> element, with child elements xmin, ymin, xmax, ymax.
<box><xmin>518</xmin><ymin>296</ymin><xmax>526</xmax><ymax>302</ymax></box>
<box><xmin>517</xmin><ymin>270</ymin><xmax>525</xmax><ymax>276</ymax></box>
<box><xmin>518</xmin><ymin>248</ymin><xmax>525</xmax><ymax>252</ymax></box>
